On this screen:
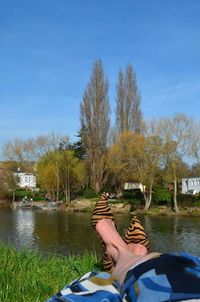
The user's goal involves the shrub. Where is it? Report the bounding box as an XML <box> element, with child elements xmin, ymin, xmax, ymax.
<box><xmin>177</xmin><ymin>193</ymin><xmax>194</xmax><ymax>206</ymax></box>
<box><xmin>152</xmin><ymin>187</ymin><xmax>172</xmax><ymax>206</ymax></box>
<box><xmin>193</xmin><ymin>193</ymin><xmax>200</xmax><ymax>201</ymax></box>
<box><xmin>15</xmin><ymin>190</ymin><xmax>33</xmax><ymax>199</ymax></box>
<box><xmin>83</xmin><ymin>189</ymin><xmax>98</xmax><ymax>199</ymax></box>
<box><xmin>15</xmin><ymin>190</ymin><xmax>46</xmax><ymax>201</ymax></box>
<box><xmin>121</xmin><ymin>190</ymin><xmax>144</xmax><ymax>209</ymax></box>
<box><xmin>122</xmin><ymin>189</ymin><xmax>143</xmax><ymax>200</ymax></box>
<box><xmin>193</xmin><ymin>200</ymin><xmax>200</xmax><ymax>207</ymax></box>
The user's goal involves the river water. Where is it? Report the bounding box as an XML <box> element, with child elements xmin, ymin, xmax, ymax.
<box><xmin>0</xmin><ymin>208</ymin><xmax>200</xmax><ymax>257</ymax></box>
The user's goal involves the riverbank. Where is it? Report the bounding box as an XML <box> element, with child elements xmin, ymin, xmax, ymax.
<box><xmin>4</xmin><ymin>198</ymin><xmax>200</xmax><ymax>216</ymax></box>
<box><xmin>63</xmin><ymin>199</ymin><xmax>200</xmax><ymax>217</ymax></box>
<box><xmin>134</xmin><ymin>206</ymin><xmax>200</xmax><ymax>216</ymax></box>
<box><xmin>0</xmin><ymin>245</ymin><xmax>98</xmax><ymax>302</ymax></box>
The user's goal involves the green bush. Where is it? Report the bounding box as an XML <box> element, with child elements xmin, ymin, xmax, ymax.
<box><xmin>15</xmin><ymin>190</ymin><xmax>46</xmax><ymax>201</ymax></box>
<box><xmin>121</xmin><ymin>190</ymin><xmax>144</xmax><ymax>210</ymax></box>
<box><xmin>193</xmin><ymin>193</ymin><xmax>200</xmax><ymax>201</ymax></box>
<box><xmin>152</xmin><ymin>187</ymin><xmax>172</xmax><ymax>205</ymax></box>
<box><xmin>122</xmin><ymin>189</ymin><xmax>143</xmax><ymax>200</ymax></box>
<box><xmin>194</xmin><ymin>200</ymin><xmax>200</xmax><ymax>207</ymax></box>
<box><xmin>83</xmin><ymin>189</ymin><xmax>98</xmax><ymax>199</ymax></box>
<box><xmin>177</xmin><ymin>193</ymin><xmax>194</xmax><ymax>206</ymax></box>
<box><xmin>15</xmin><ymin>190</ymin><xmax>33</xmax><ymax>198</ymax></box>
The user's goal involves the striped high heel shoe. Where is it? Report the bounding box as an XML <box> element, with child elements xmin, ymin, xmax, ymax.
<box><xmin>91</xmin><ymin>193</ymin><xmax>116</xmax><ymax>272</ymax></box>
<box><xmin>124</xmin><ymin>216</ymin><xmax>150</xmax><ymax>251</ymax></box>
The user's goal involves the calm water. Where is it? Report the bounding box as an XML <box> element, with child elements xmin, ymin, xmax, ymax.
<box><xmin>0</xmin><ymin>208</ymin><xmax>200</xmax><ymax>256</ymax></box>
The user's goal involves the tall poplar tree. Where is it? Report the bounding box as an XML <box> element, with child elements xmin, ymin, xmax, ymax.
<box><xmin>115</xmin><ymin>64</ymin><xmax>143</xmax><ymax>134</ymax></box>
<box><xmin>80</xmin><ymin>60</ymin><xmax>110</xmax><ymax>192</ymax></box>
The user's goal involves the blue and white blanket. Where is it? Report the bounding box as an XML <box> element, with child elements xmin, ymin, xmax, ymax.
<box><xmin>47</xmin><ymin>252</ymin><xmax>200</xmax><ymax>302</ymax></box>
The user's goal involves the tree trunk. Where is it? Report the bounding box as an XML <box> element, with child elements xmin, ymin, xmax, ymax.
<box><xmin>173</xmin><ymin>178</ymin><xmax>179</xmax><ymax>212</ymax></box>
<box><xmin>56</xmin><ymin>163</ymin><xmax>60</xmax><ymax>201</ymax></box>
<box><xmin>144</xmin><ymin>183</ymin><xmax>153</xmax><ymax>211</ymax></box>
<box><xmin>172</xmin><ymin>162</ymin><xmax>179</xmax><ymax>212</ymax></box>
<box><xmin>65</xmin><ymin>156</ymin><xmax>70</xmax><ymax>203</ymax></box>
<box><xmin>12</xmin><ymin>191</ymin><xmax>15</xmax><ymax>204</ymax></box>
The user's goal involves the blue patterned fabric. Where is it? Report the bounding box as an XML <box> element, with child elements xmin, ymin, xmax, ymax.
<box><xmin>46</xmin><ymin>252</ymin><xmax>200</xmax><ymax>302</ymax></box>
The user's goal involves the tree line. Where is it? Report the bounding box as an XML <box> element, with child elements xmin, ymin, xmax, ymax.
<box><xmin>1</xmin><ymin>60</ymin><xmax>200</xmax><ymax>212</ymax></box>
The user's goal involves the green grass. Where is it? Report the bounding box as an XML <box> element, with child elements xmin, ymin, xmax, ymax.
<box><xmin>0</xmin><ymin>245</ymin><xmax>100</xmax><ymax>302</ymax></box>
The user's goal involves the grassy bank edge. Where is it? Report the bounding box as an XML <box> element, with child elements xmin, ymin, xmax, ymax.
<box><xmin>0</xmin><ymin>244</ymin><xmax>100</xmax><ymax>302</ymax></box>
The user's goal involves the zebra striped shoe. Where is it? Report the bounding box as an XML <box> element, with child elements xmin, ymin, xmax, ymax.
<box><xmin>124</xmin><ymin>216</ymin><xmax>150</xmax><ymax>251</ymax></box>
<box><xmin>91</xmin><ymin>193</ymin><xmax>115</xmax><ymax>272</ymax></box>
<box><xmin>102</xmin><ymin>251</ymin><xmax>115</xmax><ymax>273</ymax></box>
<box><xmin>91</xmin><ymin>193</ymin><xmax>115</xmax><ymax>229</ymax></box>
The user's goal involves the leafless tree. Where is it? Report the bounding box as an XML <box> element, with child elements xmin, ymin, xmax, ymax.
<box><xmin>80</xmin><ymin>60</ymin><xmax>110</xmax><ymax>192</ymax></box>
<box><xmin>3</xmin><ymin>133</ymin><xmax>69</xmax><ymax>167</ymax></box>
<box><xmin>155</xmin><ymin>114</ymin><xmax>193</xmax><ymax>212</ymax></box>
<box><xmin>190</xmin><ymin>120</ymin><xmax>200</xmax><ymax>164</ymax></box>
<box><xmin>115</xmin><ymin>64</ymin><xmax>143</xmax><ymax>134</ymax></box>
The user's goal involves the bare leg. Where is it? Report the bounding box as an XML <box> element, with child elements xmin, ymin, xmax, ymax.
<box><xmin>96</xmin><ymin>218</ymin><xmax>149</xmax><ymax>284</ymax></box>
<box><xmin>91</xmin><ymin>193</ymin><xmax>116</xmax><ymax>272</ymax></box>
<box><xmin>96</xmin><ymin>219</ymin><xmax>147</xmax><ymax>262</ymax></box>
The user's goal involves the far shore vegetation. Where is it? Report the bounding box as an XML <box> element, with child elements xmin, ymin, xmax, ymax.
<box><xmin>0</xmin><ymin>244</ymin><xmax>99</xmax><ymax>302</ymax></box>
<box><xmin>1</xmin><ymin>187</ymin><xmax>200</xmax><ymax>217</ymax></box>
<box><xmin>1</xmin><ymin>61</ymin><xmax>200</xmax><ymax>214</ymax></box>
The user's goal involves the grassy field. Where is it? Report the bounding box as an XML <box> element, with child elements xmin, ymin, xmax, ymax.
<box><xmin>0</xmin><ymin>245</ymin><xmax>100</xmax><ymax>302</ymax></box>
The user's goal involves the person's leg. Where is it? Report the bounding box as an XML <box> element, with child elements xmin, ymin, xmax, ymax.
<box><xmin>96</xmin><ymin>219</ymin><xmax>148</xmax><ymax>260</ymax></box>
<box><xmin>91</xmin><ymin>194</ymin><xmax>149</xmax><ymax>271</ymax></box>
<box><xmin>96</xmin><ymin>218</ymin><xmax>148</xmax><ymax>284</ymax></box>
<box><xmin>95</xmin><ymin>218</ymin><xmax>128</xmax><ymax>262</ymax></box>
<box><xmin>91</xmin><ymin>193</ymin><xmax>116</xmax><ymax>272</ymax></box>
<box><xmin>124</xmin><ymin>216</ymin><xmax>150</xmax><ymax>251</ymax></box>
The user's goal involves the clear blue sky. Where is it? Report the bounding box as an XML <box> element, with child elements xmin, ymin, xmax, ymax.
<box><xmin>1</xmin><ymin>0</ymin><xmax>200</xmax><ymax>158</ymax></box>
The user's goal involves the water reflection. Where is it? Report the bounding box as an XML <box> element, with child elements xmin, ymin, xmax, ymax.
<box><xmin>143</xmin><ymin>215</ymin><xmax>200</xmax><ymax>256</ymax></box>
<box><xmin>15</xmin><ymin>210</ymin><xmax>35</xmax><ymax>248</ymax></box>
<box><xmin>33</xmin><ymin>211</ymin><xmax>100</xmax><ymax>255</ymax></box>
<box><xmin>0</xmin><ymin>209</ymin><xmax>200</xmax><ymax>257</ymax></box>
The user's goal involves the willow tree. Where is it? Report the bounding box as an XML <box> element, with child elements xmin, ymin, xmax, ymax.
<box><xmin>107</xmin><ymin>131</ymin><xmax>162</xmax><ymax>210</ymax></box>
<box><xmin>115</xmin><ymin>64</ymin><xmax>143</xmax><ymax>134</ymax></box>
<box><xmin>37</xmin><ymin>150</ymin><xmax>85</xmax><ymax>202</ymax></box>
<box><xmin>80</xmin><ymin>60</ymin><xmax>110</xmax><ymax>192</ymax></box>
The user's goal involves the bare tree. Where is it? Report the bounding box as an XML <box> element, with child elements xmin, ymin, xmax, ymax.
<box><xmin>190</xmin><ymin>120</ymin><xmax>200</xmax><ymax>164</ymax></box>
<box><xmin>115</xmin><ymin>64</ymin><xmax>143</xmax><ymax>134</ymax></box>
<box><xmin>80</xmin><ymin>60</ymin><xmax>110</xmax><ymax>192</ymax></box>
<box><xmin>156</xmin><ymin>114</ymin><xmax>193</xmax><ymax>212</ymax></box>
<box><xmin>3</xmin><ymin>133</ymin><xmax>69</xmax><ymax>167</ymax></box>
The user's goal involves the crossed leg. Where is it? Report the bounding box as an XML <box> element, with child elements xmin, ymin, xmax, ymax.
<box><xmin>96</xmin><ymin>218</ymin><xmax>149</xmax><ymax>284</ymax></box>
<box><xmin>91</xmin><ymin>193</ymin><xmax>150</xmax><ymax>272</ymax></box>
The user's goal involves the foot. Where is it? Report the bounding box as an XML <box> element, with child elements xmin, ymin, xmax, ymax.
<box><xmin>95</xmin><ymin>219</ymin><xmax>128</xmax><ymax>262</ymax></box>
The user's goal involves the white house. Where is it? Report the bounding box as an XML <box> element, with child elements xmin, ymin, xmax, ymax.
<box><xmin>182</xmin><ymin>177</ymin><xmax>200</xmax><ymax>195</ymax></box>
<box><xmin>14</xmin><ymin>172</ymin><xmax>36</xmax><ymax>189</ymax></box>
<box><xmin>124</xmin><ymin>182</ymin><xmax>145</xmax><ymax>193</ymax></box>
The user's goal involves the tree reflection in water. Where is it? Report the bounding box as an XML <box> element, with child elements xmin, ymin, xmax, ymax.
<box><xmin>0</xmin><ymin>209</ymin><xmax>200</xmax><ymax>257</ymax></box>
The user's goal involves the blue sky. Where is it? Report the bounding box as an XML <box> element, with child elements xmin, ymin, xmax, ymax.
<box><xmin>1</xmin><ymin>0</ymin><xmax>200</xmax><ymax>158</ymax></box>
